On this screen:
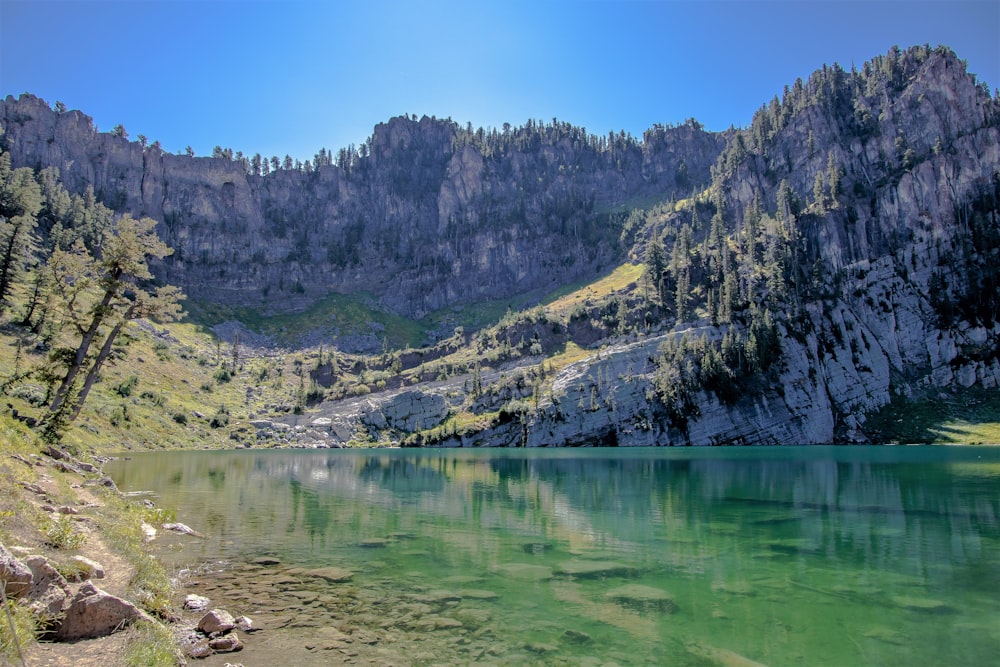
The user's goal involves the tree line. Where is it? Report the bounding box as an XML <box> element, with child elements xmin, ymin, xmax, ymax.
<box><xmin>0</xmin><ymin>133</ymin><xmax>183</xmax><ymax>443</ymax></box>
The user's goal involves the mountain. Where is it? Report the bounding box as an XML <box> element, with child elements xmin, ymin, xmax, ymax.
<box><xmin>0</xmin><ymin>97</ymin><xmax>723</xmax><ymax>320</ymax></box>
<box><xmin>2</xmin><ymin>44</ymin><xmax>999</xmax><ymax>448</ymax></box>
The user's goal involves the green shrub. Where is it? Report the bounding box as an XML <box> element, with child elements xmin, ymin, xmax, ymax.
<box><xmin>44</xmin><ymin>515</ymin><xmax>86</xmax><ymax>550</ymax></box>
<box><xmin>115</xmin><ymin>375</ymin><xmax>140</xmax><ymax>398</ymax></box>
<box><xmin>8</xmin><ymin>384</ymin><xmax>46</xmax><ymax>407</ymax></box>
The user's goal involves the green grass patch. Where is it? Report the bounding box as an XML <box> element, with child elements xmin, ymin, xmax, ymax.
<box><xmin>188</xmin><ymin>292</ymin><xmax>428</xmax><ymax>349</ymax></box>
<box><xmin>124</xmin><ymin>620</ymin><xmax>179</xmax><ymax>667</ymax></box>
<box><xmin>96</xmin><ymin>492</ymin><xmax>174</xmax><ymax>617</ymax></box>
<box><xmin>864</xmin><ymin>386</ymin><xmax>1000</xmax><ymax>444</ymax></box>
<box><xmin>543</xmin><ymin>262</ymin><xmax>644</xmax><ymax>315</ymax></box>
<box><xmin>0</xmin><ymin>596</ymin><xmax>35</xmax><ymax>666</ymax></box>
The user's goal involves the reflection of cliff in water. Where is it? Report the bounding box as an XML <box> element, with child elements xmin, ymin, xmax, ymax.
<box><xmin>105</xmin><ymin>449</ymin><xmax>999</xmax><ymax>574</ymax></box>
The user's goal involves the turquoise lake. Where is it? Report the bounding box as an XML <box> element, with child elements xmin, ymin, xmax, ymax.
<box><xmin>106</xmin><ymin>446</ymin><xmax>1000</xmax><ymax>666</ymax></box>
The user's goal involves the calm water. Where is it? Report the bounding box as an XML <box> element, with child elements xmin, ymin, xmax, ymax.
<box><xmin>106</xmin><ymin>446</ymin><xmax>1000</xmax><ymax>666</ymax></box>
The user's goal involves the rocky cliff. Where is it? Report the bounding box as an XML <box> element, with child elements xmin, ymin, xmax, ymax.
<box><xmin>0</xmin><ymin>98</ymin><xmax>723</xmax><ymax>318</ymax></box>
<box><xmin>266</xmin><ymin>46</ymin><xmax>1000</xmax><ymax>447</ymax></box>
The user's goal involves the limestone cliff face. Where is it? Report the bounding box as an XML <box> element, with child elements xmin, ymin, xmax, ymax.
<box><xmin>0</xmin><ymin>98</ymin><xmax>723</xmax><ymax>317</ymax></box>
<box><xmin>291</xmin><ymin>47</ymin><xmax>1000</xmax><ymax>447</ymax></box>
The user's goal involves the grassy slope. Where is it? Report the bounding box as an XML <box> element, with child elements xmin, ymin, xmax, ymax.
<box><xmin>863</xmin><ymin>386</ymin><xmax>1000</xmax><ymax>444</ymax></box>
<box><xmin>1</xmin><ymin>256</ymin><xmax>998</xmax><ymax>450</ymax></box>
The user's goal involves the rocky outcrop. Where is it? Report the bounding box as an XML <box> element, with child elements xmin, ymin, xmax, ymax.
<box><xmin>26</xmin><ymin>555</ymin><xmax>72</xmax><ymax>619</ymax></box>
<box><xmin>0</xmin><ymin>545</ymin><xmax>152</xmax><ymax>642</ymax></box>
<box><xmin>359</xmin><ymin>390</ymin><xmax>449</xmax><ymax>432</ymax></box>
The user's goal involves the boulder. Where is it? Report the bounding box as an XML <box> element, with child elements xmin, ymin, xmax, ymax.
<box><xmin>208</xmin><ymin>632</ymin><xmax>244</xmax><ymax>652</ymax></box>
<box><xmin>198</xmin><ymin>608</ymin><xmax>236</xmax><ymax>634</ymax></box>
<box><xmin>251</xmin><ymin>556</ymin><xmax>281</xmax><ymax>566</ymax></box>
<box><xmin>53</xmin><ymin>583</ymin><xmax>151</xmax><ymax>640</ymax></box>
<box><xmin>26</xmin><ymin>555</ymin><xmax>72</xmax><ymax>618</ymax></box>
<box><xmin>0</xmin><ymin>544</ymin><xmax>33</xmax><ymax>598</ymax></box>
<box><xmin>163</xmin><ymin>522</ymin><xmax>203</xmax><ymax>537</ymax></box>
<box><xmin>70</xmin><ymin>555</ymin><xmax>106</xmax><ymax>580</ymax></box>
<box><xmin>184</xmin><ymin>593</ymin><xmax>211</xmax><ymax>610</ymax></box>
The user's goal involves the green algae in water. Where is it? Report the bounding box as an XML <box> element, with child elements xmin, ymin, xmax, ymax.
<box><xmin>107</xmin><ymin>446</ymin><xmax>1000</xmax><ymax>666</ymax></box>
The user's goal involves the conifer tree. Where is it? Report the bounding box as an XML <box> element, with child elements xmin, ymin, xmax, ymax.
<box><xmin>41</xmin><ymin>215</ymin><xmax>184</xmax><ymax>440</ymax></box>
<box><xmin>0</xmin><ymin>150</ymin><xmax>43</xmax><ymax>312</ymax></box>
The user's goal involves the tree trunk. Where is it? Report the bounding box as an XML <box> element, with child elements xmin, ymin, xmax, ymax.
<box><xmin>68</xmin><ymin>318</ymin><xmax>126</xmax><ymax>422</ymax></box>
<box><xmin>46</xmin><ymin>280</ymin><xmax>118</xmax><ymax>415</ymax></box>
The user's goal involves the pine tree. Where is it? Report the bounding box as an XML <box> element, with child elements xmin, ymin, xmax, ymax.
<box><xmin>42</xmin><ymin>215</ymin><xmax>184</xmax><ymax>440</ymax></box>
<box><xmin>0</xmin><ymin>151</ymin><xmax>43</xmax><ymax>311</ymax></box>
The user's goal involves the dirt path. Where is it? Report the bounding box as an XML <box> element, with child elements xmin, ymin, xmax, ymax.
<box><xmin>4</xmin><ymin>462</ymin><xmax>140</xmax><ymax>667</ymax></box>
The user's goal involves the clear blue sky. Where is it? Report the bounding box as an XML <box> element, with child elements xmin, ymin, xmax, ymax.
<box><xmin>2</xmin><ymin>1</ymin><xmax>998</xmax><ymax>162</ymax></box>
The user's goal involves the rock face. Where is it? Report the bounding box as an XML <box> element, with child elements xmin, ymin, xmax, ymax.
<box><xmin>0</xmin><ymin>98</ymin><xmax>722</xmax><ymax>321</ymax></box>
<box><xmin>360</xmin><ymin>390</ymin><xmax>449</xmax><ymax>432</ymax></box>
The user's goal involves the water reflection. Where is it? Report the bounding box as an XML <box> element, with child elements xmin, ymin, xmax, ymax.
<box><xmin>107</xmin><ymin>447</ymin><xmax>1000</xmax><ymax>666</ymax></box>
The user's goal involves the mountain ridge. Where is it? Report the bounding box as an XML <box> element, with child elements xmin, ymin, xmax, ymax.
<box><xmin>0</xmin><ymin>95</ymin><xmax>725</xmax><ymax>323</ymax></box>
<box><xmin>2</xmin><ymin>44</ymin><xmax>999</xmax><ymax>447</ymax></box>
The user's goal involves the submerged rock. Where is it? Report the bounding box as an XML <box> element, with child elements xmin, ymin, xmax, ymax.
<box><xmin>457</xmin><ymin>589</ymin><xmax>499</xmax><ymax>601</ymax></box>
<box><xmin>555</xmin><ymin>560</ymin><xmax>637</xmax><ymax>579</ymax></box>
<box><xmin>711</xmin><ymin>580</ymin><xmax>755</xmax><ymax>596</ymax></box>
<box><xmin>892</xmin><ymin>596</ymin><xmax>955</xmax><ymax>614</ymax></box>
<box><xmin>561</xmin><ymin>629</ymin><xmax>594</xmax><ymax>644</ymax></box>
<box><xmin>302</xmin><ymin>566</ymin><xmax>353</xmax><ymax>583</ymax></box>
<box><xmin>604</xmin><ymin>584</ymin><xmax>678</xmax><ymax>613</ymax></box>
<box><xmin>864</xmin><ymin>626</ymin><xmax>907</xmax><ymax>645</ymax></box>
<box><xmin>495</xmin><ymin>563</ymin><xmax>553</xmax><ymax>581</ymax></box>
<box><xmin>685</xmin><ymin>641</ymin><xmax>769</xmax><ymax>667</ymax></box>
<box><xmin>358</xmin><ymin>538</ymin><xmax>390</xmax><ymax>548</ymax></box>
<box><xmin>252</xmin><ymin>556</ymin><xmax>281</xmax><ymax>566</ymax></box>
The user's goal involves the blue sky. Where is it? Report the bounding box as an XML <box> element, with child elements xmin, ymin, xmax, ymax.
<box><xmin>2</xmin><ymin>1</ymin><xmax>998</xmax><ymax>162</ymax></box>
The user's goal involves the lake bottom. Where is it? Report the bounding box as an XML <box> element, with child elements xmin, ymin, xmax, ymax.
<box><xmin>108</xmin><ymin>447</ymin><xmax>1000</xmax><ymax>666</ymax></box>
